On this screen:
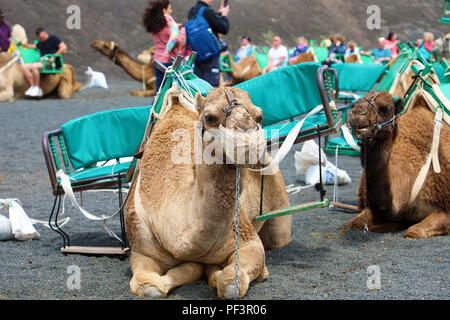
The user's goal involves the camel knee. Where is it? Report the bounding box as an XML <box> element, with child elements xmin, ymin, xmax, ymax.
<box><xmin>259</xmin><ymin>215</ymin><xmax>292</xmax><ymax>249</ymax></box>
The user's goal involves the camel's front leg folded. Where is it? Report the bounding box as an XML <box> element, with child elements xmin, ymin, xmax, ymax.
<box><xmin>405</xmin><ymin>210</ymin><xmax>450</xmax><ymax>239</ymax></box>
<box><xmin>207</xmin><ymin>237</ymin><xmax>268</xmax><ymax>299</ymax></box>
<box><xmin>130</xmin><ymin>251</ymin><xmax>204</xmax><ymax>298</ymax></box>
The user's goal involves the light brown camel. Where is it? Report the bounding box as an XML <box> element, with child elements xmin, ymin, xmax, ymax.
<box><xmin>227</xmin><ymin>55</ymin><xmax>262</xmax><ymax>85</ymax></box>
<box><xmin>347</xmin><ymin>91</ymin><xmax>449</xmax><ymax>238</ymax></box>
<box><xmin>125</xmin><ymin>87</ymin><xmax>292</xmax><ymax>298</ymax></box>
<box><xmin>289</xmin><ymin>52</ymin><xmax>316</xmax><ymax>65</ymax></box>
<box><xmin>91</xmin><ymin>40</ymin><xmax>156</xmax><ymax>97</ymax></box>
<box><xmin>0</xmin><ymin>53</ymin><xmax>81</xmax><ymax>102</ymax></box>
<box><xmin>345</xmin><ymin>54</ymin><xmax>362</xmax><ymax>63</ymax></box>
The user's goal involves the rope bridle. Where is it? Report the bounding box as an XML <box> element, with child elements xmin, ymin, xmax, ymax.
<box><xmin>359</xmin><ymin>92</ymin><xmax>398</xmax><ymax>138</ymax></box>
<box><xmin>222</xmin><ymin>89</ymin><xmax>247</xmax><ymax>127</ymax></box>
<box><xmin>108</xmin><ymin>41</ymin><xmax>120</xmax><ymax>65</ymax></box>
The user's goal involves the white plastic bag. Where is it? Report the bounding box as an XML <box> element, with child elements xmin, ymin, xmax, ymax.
<box><xmin>295</xmin><ymin>140</ymin><xmax>351</xmax><ymax>186</ymax></box>
<box><xmin>0</xmin><ymin>199</ymin><xmax>40</xmax><ymax>241</ymax></box>
<box><xmin>294</xmin><ymin>140</ymin><xmax>327</xmax><ymax>175</ymax></box>
<box><xmin>85</xmin><ymin>66</ymin><xmax>108</xmax><ymax>89</ymax></box>
<box><xmin>0</xmin><ymin>214</ymin><xmax>14</xmax><ymax>241</ymax></box>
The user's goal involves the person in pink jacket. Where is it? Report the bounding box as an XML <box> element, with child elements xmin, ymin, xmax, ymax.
<box><xmin>143</xmin><ymin>0</ymin><xmax>186</xmax><ymax>93</ymax></box>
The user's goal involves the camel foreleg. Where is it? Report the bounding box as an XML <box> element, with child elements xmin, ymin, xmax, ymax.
<box><xmin>405</xmin><ymin>210</ymin><xmax>450</xmax><ymax>239</ymax></box>
<box><xmin>0</xmin><ymin>85</ymin><xmax>15</xmax><ymax>102</ymax></box>
<box><xmin>130</xmin><ymin>251</ymin><xmax>204</xmax><ymax>298</ymax></box>
<box><xmin>207</xmin><ymin>238</ymin><xmax>268</xmax><ymax>299</ymax></box>
<box><xmin>130</xmin><ymin>89</ymin><xmax>156</xmax><ymax>97</ymax></box>
<box><xmin>346</xmin><ymin>208</ymin><xmax>410</xmax><ymax>233</ymax></box>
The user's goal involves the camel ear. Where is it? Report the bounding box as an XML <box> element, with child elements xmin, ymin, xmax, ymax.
<box><xmin>394</xmin><ymin>98</ymin><xmax>404</xmax><ymax>115</ymax></box>
<box><xmin>195</xmin><ymin>92</ymin><xmax>206</xmax><ymax>114</ymax></box>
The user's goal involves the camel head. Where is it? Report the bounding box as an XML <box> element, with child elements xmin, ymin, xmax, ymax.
<box><xmin>91</xmin><ymin>40</ymin><xmax>119</xmax><ymax>58</ymax></box>
<box><xmin>350</xmin><ymin>91</ymin><xmax>404</xmax><ymax>141</ymax></box>
<box><xmin>195</xmin><ymin>87</ymin><xmax>266</xmax><ymax>166</ymax></box>
<box><xmin>137</xmin><ymin>47</ymin><xmax>156</xmax><ymax>65</ymax></box>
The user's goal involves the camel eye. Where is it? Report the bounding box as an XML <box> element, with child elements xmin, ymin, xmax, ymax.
<box><xmin>379</xmin><ymin>106</ymin><xmax>390</xmax><ymax>115</ymax></box>
<box><xmin>204</xmin><ymin>113</ymin><xmax>218</xmax><ymax>125</ymax></box>
<box><xmin>255</xmin><ymin>114</ymin><xmax>263</xmax><ymax>123</ymax></box>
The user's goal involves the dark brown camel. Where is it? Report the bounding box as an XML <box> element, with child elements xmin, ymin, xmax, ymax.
<box><xmin>347</xmin><ymin>91</ymin><xmax>449</xmax><ymax>238</ymax></box>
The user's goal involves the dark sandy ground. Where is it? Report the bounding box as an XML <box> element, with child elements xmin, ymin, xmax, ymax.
<box><xmin>0</xmin><ymin>81</ymin><xmax>448</xmax><ymax>300</ymax></box>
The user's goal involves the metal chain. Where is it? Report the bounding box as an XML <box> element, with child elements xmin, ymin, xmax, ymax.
<box><xmin>234</xmin><ymin>166</ymin><xmax>241</xmax><ymax>299</ymax></box>
<box><xmin>362</xmin><ymin>145</ymin><xmax>369</xmax><ymax>234</ymax></box>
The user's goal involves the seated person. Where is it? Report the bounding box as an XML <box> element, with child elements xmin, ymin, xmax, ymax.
<box><xmin>262</xmin><ymin>36</ymin><xmax>288</xmax><ymax>74</ymax></box>
<box><xmin>322</xmin><ymin>34</ymin><xmax>346</xmax><ymax>66</ymax></box>
<box><xmin>385</xmin><ymin>32</ymin><xmax>399</xmax><ymax>58</ymax></box>
<box><xmin>344</xmin><ymin>41</ymin><xmax>359</xmax><ymax>59</ymax></box>
<box><xmin>20</xmin><ymin>27</ymin><xmax>67</xmax><ymax>97</ymax></box>
<box><xmin>417</xmin><ymin>32</ymin><xmax>435</xmax><ymax>62</ymax></box>
<box><xmin>234</xmin><ymin>35</ymin><xmax>253</xmax><ymax>64</ymax></box>
<box><xmin>361</xmin><ymin>37</ymin><xmax>392</xmax><ymax>64</ymax></box>
<box><xmin>289</xmin><ymin>36</ymin><xmax>309</xmax><ymax>64</ymax></box>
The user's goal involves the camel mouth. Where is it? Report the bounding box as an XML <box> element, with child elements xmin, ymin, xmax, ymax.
<box><xmin>219</xmin><ymin>125</ymin><xmax>266</xmax><ymax>166</ymax></box>
<box><xmin>353</xmin><ymin>127</ymin><xmax>370</xmax><ymax>140</ymax></box>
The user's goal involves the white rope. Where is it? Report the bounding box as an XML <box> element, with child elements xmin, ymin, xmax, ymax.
<box><xmin>341</xmin><ymin>124</ymin><xmax>361</xmax><ymax>151</ymax></box>
<box><xmin>0</xmin><ymin>55</ymin><xmax>20</xmax><ymax>74</ymax></box>
<box><xmin>333</xmin><ymin>146</ymin><xmax>339</xmax><ymax>203</ymax></box>
<box><xmin>250</xmin><ymin>104</ymin><xmax>324</xmax><ymax>174</ymax></box>
<box><xmin>56</xmin><ymin>170</ymin><xmax>123</xmax><ymax>243</ymax></box>
<box><xmin>285</xmin><ymin>184</ymin><xmax>314</xmax><ymax>194</ymax></box>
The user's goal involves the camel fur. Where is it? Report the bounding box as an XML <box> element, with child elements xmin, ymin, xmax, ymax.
<box><xmin>227</xmin><ymin>55</ymin><xmax>262</xmax><ymax>86</ymax></box>
<box><xmin>348</xmin><ymin>91</ymin><xmax>449</xmax><ymax>238</ymax></box>
<box><xmin>91</xmin><ymin>40</ymin><xmax>156</xmax><ymax>97</ymax></box>
<box><xmin>125</xmin><ymin>87</ymin><xmax>292</xmax><ymax>298</ymax></box>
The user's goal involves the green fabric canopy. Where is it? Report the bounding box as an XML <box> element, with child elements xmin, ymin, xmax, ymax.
<box><xmin>235</xmin><ymin>62</ymin><xmax>323</xmax><ymax>127</ymax></box>
<box><xmin>332</xmin><ymin>63</ymin><xmax>386</xmax><ymax>92</ymax></box>
<box><xmin>61</xmin><ymin>106</ymin><xmax>151</xmax><ymax>170</ymax></box>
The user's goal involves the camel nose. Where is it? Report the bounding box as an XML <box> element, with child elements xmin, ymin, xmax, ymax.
<box><xmin>227</xmin><ymin>108</ymin><xmax>258</xmax><ymax>130</ymax></box>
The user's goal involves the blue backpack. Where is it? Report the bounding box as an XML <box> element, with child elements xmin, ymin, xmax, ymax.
<box><xmin>184</xmin><ymin>7</ymin><xmax>220</xmax><ymax>63</ymax></box>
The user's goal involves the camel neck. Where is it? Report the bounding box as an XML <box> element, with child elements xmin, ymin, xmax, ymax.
<box><xmin>195</xmin><ymin>163</ymin><xmax>242</xmax><ymax>222</ymax></box>
<box><xmin>113</xmin><ymin>49</ymin><xmax>148</xmax><ymax>82</ymax></box>
<box><xmin>361</xmin><ymin>135</ymin><xmax>395</xmax><ymax>217</ymax></box>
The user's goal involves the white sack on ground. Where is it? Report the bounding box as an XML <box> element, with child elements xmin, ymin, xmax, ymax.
<box><xmin>0</xmin><ymin>199</ymin><xmax>40</xmax><ymax>241</ymax></box>
<box><xmin>295</xmin><ymin>140</ymin><xmax>351</xmax><ymax>186</ymax></box>
<box><xmin>85</xmin><ymin>66</ymin><xmax>109</xmax><ymax>89</ymax></box>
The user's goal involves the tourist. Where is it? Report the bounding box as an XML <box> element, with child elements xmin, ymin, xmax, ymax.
<box><xmin>0</xmin><ymin>9</ymin><xmax>11</xmax><ymax>53</ymax></box>
<box><xmin>289</xmin><ymin>36</ymin><xmax>309</xmax><ymax>65</ymax></box>
<box><xmin>143</xmin><ymin>0</ymin><xmax>186</xmax><ymax>93</ymax></box>
<box><xmin>344</xmin><ymin>41</ymin><xmax>360</xmax><ymax>59</ymax></box>
<box><xmin>361</xmin><ymin>37</ymin><xmax>392</xmax><ymax>64</ymax></box>
<box><xmin>20</xmin><ymin>27</ymin><xmax>67</xmax><ymax>97</ymax></box>
<box><xmin>188</xmin><ymin>0</ymin><xmax>230</xmax><ymax>88</ymax></box>
<box><xmin>322</xmin><ymin>34</ymin><xmax>347</xmax><ymax>66</ymax></box>
<box><xmin>385</xmin><ymin>32</ymin><xmax>399</xmax><ymax>58</ymax></box>
<box><xmin>234</xmin><ymin>35</ymin><xmax>253</xmax><ymax>64</ymax></box>
<box><xmin>262</xmin><ymin>36</ymin><xmax>288</xmax><ymax>74</ymax></box>
<box><xmin>418</xmin><ymin>32</ymin><xmax>435</xmax><ymax>62</ymax></box>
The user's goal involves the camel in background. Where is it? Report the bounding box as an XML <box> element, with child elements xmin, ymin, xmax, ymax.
<box><xmin>0</xmin><ymin>24</ymin><xmax>81</xmax><ymax>102</ymax></box>
<box><xmin>91</xmin><ymin>40</ymin><xmax>156</xmax><ymax>97</ymax></box>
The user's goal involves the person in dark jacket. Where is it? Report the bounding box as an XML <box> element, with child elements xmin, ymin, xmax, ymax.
<box><xmin>187</xmin><ymin>0</ymin><xmax>230</xmax><ymax>87</ymax></box>
<box><xmin>0</xmin><ymin>9</ymin><xmax>11</xmax><ymax>53</ymax></box>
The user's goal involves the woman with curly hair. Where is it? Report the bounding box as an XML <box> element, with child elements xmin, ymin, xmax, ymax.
<box><xmin>143</xmin><ymin>0</ymin><xmax>185</xmax><ymax>93</ymax></box>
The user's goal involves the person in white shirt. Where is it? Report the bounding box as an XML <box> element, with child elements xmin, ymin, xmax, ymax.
<box><xmin>263</xmin><ymin>36</ymin><xmax>288</xmax><ymax>74</ymax></box>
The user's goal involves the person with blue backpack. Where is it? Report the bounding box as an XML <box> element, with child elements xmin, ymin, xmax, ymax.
<box><xmin>186</xmin><ymin>0</ymin><xmax>230</xmax><ymax>88</ymax></box>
